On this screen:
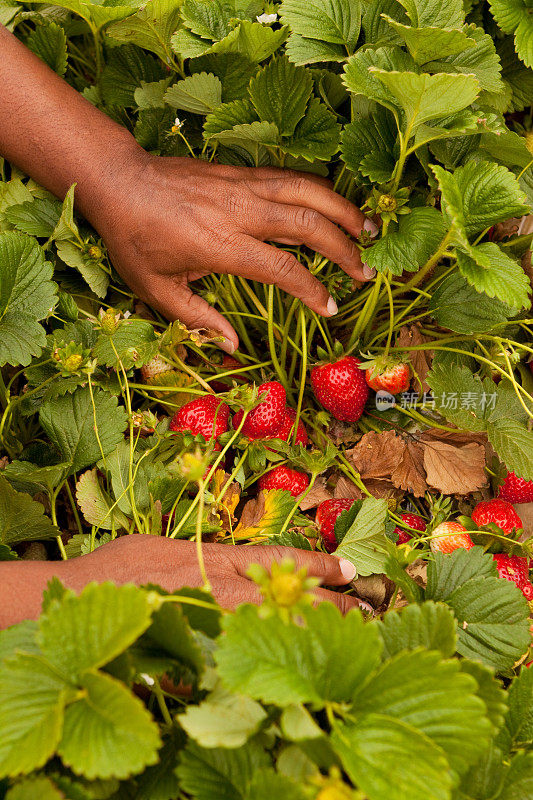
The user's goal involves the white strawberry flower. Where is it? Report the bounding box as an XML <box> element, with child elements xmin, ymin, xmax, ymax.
<box><xmin>256</xmin><ymin>12</ymin><xmax>277</xmax><ymax>24</ymax></box>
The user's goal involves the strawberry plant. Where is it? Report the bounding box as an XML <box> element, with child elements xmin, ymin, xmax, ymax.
<box><xmin>1</xmin><ymin>0</ymin><xmax>533</xmax><ymax>796</ymax></box>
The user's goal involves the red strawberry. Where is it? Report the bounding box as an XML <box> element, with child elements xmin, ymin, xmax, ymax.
<box><xmin>430</xmin><ymin>521</ymin><xmax>474</xmax><ymax>554</ymax></box>
<box><xmin>258</xmin><ymin>465</ymin><xmax>309</xmax><ymax>498</ymax></box>
<box><xmin>394</xmin><ymin>512</ymin><xmax>427</xmax><ymax>545</ymax></box>
<box><xmin>493</xmin><ymin>554</ymin><xmax>529</xmax><ymax>591</ymax></box>
<box><xmin>365</xmin><ymin>360</ymin><xmax>411</xmax><ymax>395</ymax></box>
<box><xmin>275</xmin><ymin>407</ymin><xmax>309</xmax><ymax>446</ymax></box>
<box><xmin>522</xmin><ymin>582</ymin><xmax>533</xmax><ymax>601</ymax></box>
<box><xmin>310</xmin><ymin>356</ymin><xmax>368</xmax><ymax>422</ymax></box>
<box><xmin>471</xmin><ymin>498</ymin><xmax>523</xmax><ymax>535</ymax></box>
<box><xmin>169</xmin><ymin>395</ymin><xmax>229</xmax><ymax>442</ymax></box>
<box><xmin>316</xmin><ymin>498</ymin><xmax>354</xmax><ymax>553</ymax></box>
<box><xmin>233</xmin><ymin>381</ymin><xmax>286</xmax><ymax>439</ymax></box>
<box><xmin>498</xmin><ymin>470</ymin><xmax>533</xmax><ymax>504</ymax></box>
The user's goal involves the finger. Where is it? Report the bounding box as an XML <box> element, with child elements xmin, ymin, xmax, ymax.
<box><xmin>245</xmin><ymin>166</ymin><xmax>332</xmax><ymax>190</ymax></box>
<box><xmin>213</xmin><ymin>578</ymin><xmax>262</xmax><ymax>610</ymax></box>
<box><xmin>224</xmin><ymin>237</ymin><xmax>337</xmax><ymax>317</ymax></box>
<box><xmin>259</xmin><ymin>201</ymin><xmax>367</xmax><ymax>281</ymax></box>
<box><xmin>313</xmin><ymin>587</ymin><xmax>360</xmax><ymax>613</ymax></box>
<box><xmin>231</xmin><ymin>544</ymin><xmax>357</xmax><ymax>586</ymax></box>
<box><xmin>145</xmin><ymin>275</ymin><xmax>239</xmax><ymax>354</ymax></box>
<box><xmin>251</xmin><ymin>171</ymin><xmax>379</xmax><ymax>240</ymax></box>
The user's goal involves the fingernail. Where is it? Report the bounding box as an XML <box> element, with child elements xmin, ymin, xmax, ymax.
<box><xmin>219</xmin><ymin>338</ymin><xmax>236</xmax><ymax>354</ymax></box>
<box><xmin>363</xmin><ymin>218</ymin><xmax>379</xmax><ymax>238</ymax></box>
<box><xmin>326</xmin><ymin>296</ymin><xmax>338</xmax><ymax>316</ymax></box>
<box><xmin>363</xmin><ymin>263</ymin><xmax>377</xmax><ymax>280</ymax></box>
<box><xmin>338</xmin><ymin>557</ymin><xmax>357</xmax><ymax>582</ymax></box>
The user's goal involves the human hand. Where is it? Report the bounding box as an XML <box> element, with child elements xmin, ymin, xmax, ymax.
<box><xmin>89</xmin><ymin>155</ymin><xmax>377</xmax><ymax>352</ymax></box>
<box><xmin>61</xmin><ymin>534</ymin><xmax>364</xmax><ymax>613</ymax></box>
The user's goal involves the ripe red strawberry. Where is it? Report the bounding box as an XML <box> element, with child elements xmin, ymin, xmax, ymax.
<box><xmin>233</xmin><ymin>381</ymin><xmax>286</xmax><ymax>439</ymax></box>
<box><xmin>493</xmin><ymin>554</ymin><xmax>529</xmax><ymax>589</ymax></box>
<box><xmin>258</xmin><ymin>465</ymin><xmax>309</xmax><ymax>498</ymax></box>
<box><xmin>365</xmin><ymin>360</ymin><xmax>411</xmax><ymax>395</ymax></box>
<box><xmin>169</xmin><ymin>395</ymin><xmax>229</xmax><ymax>442</ymax></box>
<box><xmin>498</xmin><ymin>470</ymin><xmax>533</xmax><ymax>504</ymax></box>
<box><xmin>310</xmin><ymin>356</ymin><xmax>368</xmax><ymax>422</ymax></box>
<box><xmin>275</xmin><ymin>407</ymin><xmax>309</xmax><ymax>445</ymax></box>
<box><xmin>522</xmin><ymin>582</ymin><xmax>533</xmax><ymax>601</ymax></box>
<box><xmin>471</xmin><ymin>498</ymin><xmax>523</xmax><ymax>535</ymax></box>
<box><xmin>316</xmin><ymin>498</ymin><xmax>354</xmax><ymax>553</ymax></box>
<box><xmin>394</xmin><ymin>512</ymin><xmax>427</xmax><ymax>545</ymax></box>
<box><xmin>430</xmin><ymin>521</ymin><xmax>474</xmax><ymax>554</ymax></box>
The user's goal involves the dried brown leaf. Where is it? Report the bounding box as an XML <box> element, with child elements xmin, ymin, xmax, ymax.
<box><xmin>423</xmin><ymin>439</ymin><xmax>487</xmax><ymax>494</ymax></box>
<box><xmin>298</xmin><ymin>477</ymin><xmax>332</xmax><ymax>511</ymax></box>
<box><xmin>347</xmin><ymin>430</ymin><xmax>404</xmax><ymax>480</ymax></box>
<box><xmin>396</xmin><ymin>324</ymin><xmax>433</xmax><ymax>393</ymax></box>
<box><xmin>390</xmin><ymin>439</ymin><xmax>426</xmax><ymax>497</ymax></box>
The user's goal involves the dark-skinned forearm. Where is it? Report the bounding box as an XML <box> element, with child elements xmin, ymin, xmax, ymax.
<box><xmin>0</xmin><ymin>25</ymin><xmax>145</xmax><ymax>225</ymax></box>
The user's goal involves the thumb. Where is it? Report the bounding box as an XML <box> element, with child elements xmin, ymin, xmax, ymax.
<box><xmin>235</xmin><ymin>544</ymin><xmax>357</xmax><ymax>586</ymax></box>
<box><xmin>150</xmin><ymin>276</ymin><xmax>239</xmax><ymax>354</ymax></box>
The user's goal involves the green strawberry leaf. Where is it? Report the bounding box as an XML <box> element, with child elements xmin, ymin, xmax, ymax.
<box><xmin>0</xmin><ymin>654</ymin><xmax>73</xmax><ymax>778</ymax></box>
<box><xmin>164</xmin><ymin>72</ymin><xmax>223</xmax><ymax>114</ymax></box>
<box><xmin>399</xmin><ymin>0</ymin><xmax>465</xmax><ymax>28</ymax></box>
<box><xmin>341</xmin><ymin>108</ymin><xmax>397</xmax><ymax>183</ymax></box>
<box><xmin>93</xmin><ymin>319</ymin><xmax>158</xmax><ymax>370</ymax></box>
<box><xmin>26</xmin><ymin>21</ymin><xmax>68</xmax><ymax>75</ymax></box>
<box><xmin>456</xmin><ymin>242</ymin><xmax>531</xmax><ymax>310</ymax></box>
<box><xmin>75</xmin><ymin>468</ymin><xmax>130</xmax><ymax>530</ymax></box>
<box><xmin>39</xmin><ymin>386</ymin><xmax>128</xmax><ymax>475</ymax></box>
<box><xmin>489</xmin><ymin>0</ymin><xmax>533</xmax><ymax>69</ymax></box>
<box><xmin>425</xmin><ymin>363</ymin><xmax>495</xmax><ymax>432</ymax></box>
<box><xmin>1</xmin><ymin>460</ymin><xmax>68</xmax><ymax>494</ymax></box>
<box><xmin>426</xmin><ymin>550</ymin><xmax>530</xmax><ymax>672</ymax></box>
<box><xmin>486</xmin><ymin>418</ymin><xmax>533</xmax><ymax>481</ymax></box>
<box><xmin>56</xmin><ymin>240</ymin><xmax>109</xmax><ymax>298</ymax></box>
<box><xmin>378</xmin><ymin>601</ymin><xmax>457</xmax><ymax>659</ymax></box>
<box><xmin>498</xmin><ymin>666</ymin><xmax>533</xmax><ymax>752</ymax></box>
<box><xmin>4</xmin><ymin>197</ymin><xmax>62</xmax><ymax>239</ymax></box>
<box><xmin>382</xmin><ymin>18</ymin><xmax>476</xmax><ymax>65</ymax></box>
<box><xmin>280</xmin><ymin>0</ymin><xmax>362</xmax><ymax>52</ymax></box>
<box><xmin>38</xmin><ymin>582</ymin><xmax>155</xmax><ymax>681</ymax></box>
<box><xmin>281</xmin><ymin>97</ymin><xmax>340</xmax><ymax>161</ymax></box>
<box><xmin>57</xmin><ymin>670</ymin><xmax>161</xmax><ymax>780</ymax></box>
<box><xmin>285</xmin><ymin>32</ymin><xmax>347</xmax><ymax>64</ymax></box>
<box><xmin>179</xmin><ymin>684</ymin><xmax>267</xmax><ymax>748</ymax></box>
<box><xmin>107</xmin><ymin>0</ymin><xmax>182</xmax><ymax>62</ymax></box>
<box><xmin>211</xmin><ymin>20</ymin><xmax>289</xmax><ymax>63</ymax></box>
<box><xmin>176</xmin><ymin>740</ymin><xmax>269</xmax><ymax>800</ymax></box>
<box><xmin>424</xmin><ymin>25</ymin><xmax>504</xmax><ymax>93</ymax></box>
<box><xmin>334</xmin><ymin>496</ymin><xmax>390</xmax><ymax>576</ymax></box>
<box><xmin>331</xmin><ymin>715</ymin><xmax>452</xmax><ymax>800</ymax></box>
<box><xmin>350</xmin><ymin>649</ymin><xmax>492</xmax><ymax>777</ymax></box>
<box><xmin>429</xmin><ymin>273</ymin><xmax>517</xmax><ymax>334</ymax></box>
<box><xmin>0</xmin><ymin>231</ymin><xmax>57</xmax><ymax>367</ymax></box>
<box><xmin>0</xmin><ymin>475</ymin><xmax>59</xmax><ymax>547</ymax></box>
<box><xmin>364</xmin><ymin>207</ymin><xmax>448</xmax><ymax>276</ymax></box>
<box><xmin>4</xmin><ymin>776</ymin><xmax>65</xmax><ymax>800</ymax></box>
<box><xmin>215</xmin><ymin>603</ymin><xmax>382</xmax><ymax>706</ymax></box>
<box><xmin>343</xmin><ymin>46</ymin><xmax>416</xmax><ymax>108</ymax></box>
<box><xmin>191</xmin><ymin>53</ymin><xmax>257</xmax><ymax>102</ymax></box>
<box><xmin>371</xmin><ymin>70</ymin><xmax>480</xmax><ymax>134</ymax></box>
<box><xmin>248</xmin><ymin>55</ymin><xmax>312</xmax><ymax>137</ymax></box>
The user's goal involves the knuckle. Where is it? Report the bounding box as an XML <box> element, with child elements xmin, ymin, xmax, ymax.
<box><xmin>294</xmin><ymin>207</ymin><xmax>319</xmax><ymax>234</ymax></box>
<box><xmin>269</xmin><ymin>249</ymin><xmax>298</xmax><ymax>282</ymax></box>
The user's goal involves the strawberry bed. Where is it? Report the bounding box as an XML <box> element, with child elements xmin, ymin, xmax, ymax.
<box><xmin>1</xmin><ymin>0</ymin><xmax>533</xmax><ymax>797</ymax></box>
